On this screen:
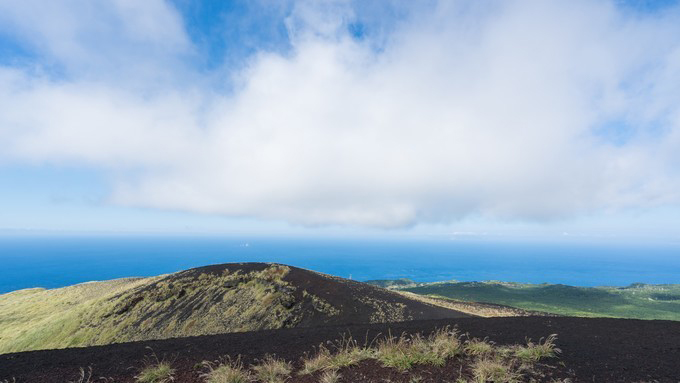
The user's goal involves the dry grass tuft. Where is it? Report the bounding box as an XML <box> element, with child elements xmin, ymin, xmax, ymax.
<box><xmin>318</xmin><ymin>369</ymin><xmax>341</xmax><ymax>383</ymax></box>
<box><xmin>377</xmin><ymin>327</ymin><xmax>462</xmax><ymax>370</ymax></box>
<box><xmin>514</xmin><ymin>334</ymin><xmax>561</xmax><ymax>363</ymax></box>
<box><xmin>300</xmin><ymin>345</ymin><xmax>333</xmax><ymax>375</ymax></box>
<box><xmin>326</xmin><ymin>335</ymin><xmax>375</xmax><ymax>369</ymax></box>
<box><xmin>471</xmin><ymin>358</ymin><xmax>521</xmax><ymax>383</ymax></box>
<box><xmin>201</xmin><ymin>357</ymin><xmax>252</xmax><ymax>383</ymax></box>
<box><xmin>69</xmin><ymin>367</ymin><xmax>94</xmax><ymax>383</ymax></box>
<box><xmin>136</xmin><ymin>349</ymin><xmax>174</xmax><ymax>383</ymax></box>
<box><xmin>464</xmin><ymin>338</ymin><xmax>494</xmax><ymax>356</ymax></box>
<box><xmin>300</xmin><ymin>335</ymin><xmax>375</xmax><ymax>375</ymax></box>
<box><xmin>251</xmin><ymin>355</ymin><xmax>291</xmax><ymax>383</ymax></box>
<box><xmin>136</xmin><ymin>362</ymin><xmax>174</xmax><ymax>383</ymax></box>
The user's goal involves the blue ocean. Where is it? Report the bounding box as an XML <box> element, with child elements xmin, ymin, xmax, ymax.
<box><xmin>1</xmin><ymin>237</ymin><xmax>679</xmax><ymax>294</ymax></box>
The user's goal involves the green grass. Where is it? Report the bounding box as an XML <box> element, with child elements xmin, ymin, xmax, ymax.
<box><xmin>0</xmin><ymin>277</ymin><xmax>156</xmax><ymax>354</ymax></box>
<box><xmin>376</xmin><ymin>327</ymin><xmax>461</xmax><ymax>370</ymax></box>
<box><xmin>299</xmin><ymin>336</ymin><xmax>376</xmax><ymax>374</ymax></box>
<box><xmin>136</xmin><ymin>362</ymin><xmax>174</xmax><ymax>383</ymax></box>
<box><xmin>470</xmin><ymin>358</ymin><xmax>521</xmax><ymax>383</ymax></box>
<box><xmin>400</xmin><ymin>281</ymin><xmax>680</xmax><ymax>320</ymax></box>
<box><xmin>513</xmin><ymin>334</ymin><xmax>561</xmax><ymax>363</ymax></box>
<box><xmin>251</xmin><ymin>355</ymin><xmax>292</xmax><ymax>383</ymax></box>
<box><xmin>201</xmin><ymin>357</ymin><xmax>252</xmax><ymax>383</ymax></box>
<box><xmin>0</xmin><ymin>264</ymin><xmax>324</xmax><ymax>353</ymax></box>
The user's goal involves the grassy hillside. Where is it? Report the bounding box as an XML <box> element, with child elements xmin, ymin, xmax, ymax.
<box><xmin>0</xmin><ymin>277</ymin><xmax>158</xmax><ymax>353</ymax></box>
<box><xmin>0</xmin><ymin>263</ymin><xmax>466</xmax><ymax>354</ymax></box>
<box><xmin>400</xmin><ymin>281</ymin><xmax>680</xmax><ymax>320</ymax></box>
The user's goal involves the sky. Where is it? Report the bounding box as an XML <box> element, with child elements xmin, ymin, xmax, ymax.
<box><xmin>0</xmin><ymin>0</ymin><xmax>680</xmax><ymax>242</ymax></box>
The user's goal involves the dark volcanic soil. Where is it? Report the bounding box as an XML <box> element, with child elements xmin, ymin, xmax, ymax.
<box><xmin>2</xmin><ymin>316</ymin><xmax>679</xmax><ymax>382</ymax></box>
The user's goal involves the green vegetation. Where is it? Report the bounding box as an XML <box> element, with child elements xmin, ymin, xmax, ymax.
<box><xmin>398</xmin><ymin>281</ymin><xmax>680</xmax><ymax>320</ymax></box>
<box><xmin>470</xmin><ymin>358</ymin><xmax>521</xmax><ymax>383</ymax></box>
<box><xmin>201</xmin><ymin>357</ymin><xmax>252</xmax><ymax>383</ymax></box>
<box><xmin>300</xmin><ymin>336</ymin><xmax>375</xmax><ymax>374</ymax></box>
<box><xmin>0</xmin><ymin>277</ymin><xmax>157</xmax><ymax>353</ymax></box>
<box><xmin>376</xmin><ymin>327</ymin><xmax>461</xmax><ymax>370</ymax></box>
<box><xmin>0</xmin><ymin>264</ymin><xmax>342</xmax><ymax>353</ymax></box>
<box><xmin>318</xmin><ymin>370</ymin><xmax>341</xmax><ymax>383</ymax></box>
<box><xmin>136</xmin><ymin>362</ymin><xmax>174</xmax><ymax>383</ymax></box>
<box><xmin>2</xmin><ymin>264</ymin><xmax>432</xmax><ymax>354</ymax></box>
<box><xmin>464</xmin><ymin>338</ymin><xmax>494</xmax><ymax>356</ymax></box>
<box><xmin>512</xmin><ymin>335</ymin><xmax>561</xmax><ymax>363</ymax></box>
<box><xmin>251</xmin><ymin>355</ymin><xmax>292</xmax><ymax>383</ymax></box>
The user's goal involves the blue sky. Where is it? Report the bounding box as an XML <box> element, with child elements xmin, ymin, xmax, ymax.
<box><xmin>1</xmin><ymin>0</ymin><xmax>680</xmax><ymax>242</ymax></box>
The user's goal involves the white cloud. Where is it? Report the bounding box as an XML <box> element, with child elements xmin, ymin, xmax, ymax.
<box><xmin>1</xmin><ymin>0</ymin><xmax>680</xmax><ymax>228</ymax></box>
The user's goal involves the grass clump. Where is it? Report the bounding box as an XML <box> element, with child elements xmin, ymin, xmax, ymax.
<box><xmin>377</xmin><ymin>327</ymin><xmax>462</xmax><ymax>370</ymax></box>
<box><xmin>300</xmin><ymin>336</ymin><xmax>375</xmax><ymax>374</ymax></box>
<box><xmin>326</xmin><ymin>336</ymin><xmax>375</xmax><ymax>370</ymax></box>
<box><xmin>514</xmin><ymin>334</ymin><xmax>561</xmax><ymax>363</ymax></box>
<box><xmin>136</xmin><ymin>362</ymin><xmax>174</xmax><ymax>383</ymax></box>
<box><xmin>252</xmin><ymin>355</ymin><xmax>291</xmax><ymax>383</ymax></box>
<box><xmin>136</xmin><ymin>349</ymin><xmax>174</xmax><ymax>383</ymax></box>
<box><xmin>300</xmin><ymin>345</ymin><xmax>333</xmax><ymax>375</ymax></box>
<box><xmin>464</xmin><ymin>338</ymin><xmax>494</xmax><ymax>356</ymax></box>
<box><xmin>426</xmin><ymin>327</ymin><xmax>463</xmax><ymax>361</ymax></box>
<box><xmin>471</xmin><ymin>358</ymin><xmax>521</xmax><ymax>383</ymax></box>
<box><xmin>375</xmin><ymin>333</ymin><xmax>414</xmax><ymax>370</ymax></box>
<box><xmin>318</xmin><ymin>370</ymin><xmax>341</xmax><ymax>383</ymax></box>
<box><xmin>202</xmin><ymin>357</ymin><xmax>252</xmax><ymax>383</ymax></box>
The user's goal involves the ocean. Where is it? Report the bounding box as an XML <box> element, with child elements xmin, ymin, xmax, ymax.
<box><xmin>1</xmin><ymin>236</ymin><xmax>679</xmax><ymax>294</ymax></box>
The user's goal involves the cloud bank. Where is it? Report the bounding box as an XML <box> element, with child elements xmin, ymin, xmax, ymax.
<box><xmin>1</xmin><ymin>0</ymin><xmax>680</xmax><ymax>228</ymax></box>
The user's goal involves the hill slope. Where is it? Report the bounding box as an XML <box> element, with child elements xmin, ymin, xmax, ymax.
<box><xmin>0</xmin><ymin>263</ymin><xmax>467</xmax><ymax>353</ymax></box>
<box><xmin>399</xmin><ymin>281</ymin><xmax>680</xmax><ymax>320</ymax></box>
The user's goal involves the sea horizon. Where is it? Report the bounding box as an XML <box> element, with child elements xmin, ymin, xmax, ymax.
<box><xmin>2</xmin><ymin>236</ymin><xmax>679</xmax><ymax>294</ymax></box>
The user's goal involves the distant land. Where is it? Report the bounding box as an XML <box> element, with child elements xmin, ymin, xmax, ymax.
<box><xmin>366</xmin><ymin>279</ymin><xmax>680</xmax><ymax>321</ymax></box>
